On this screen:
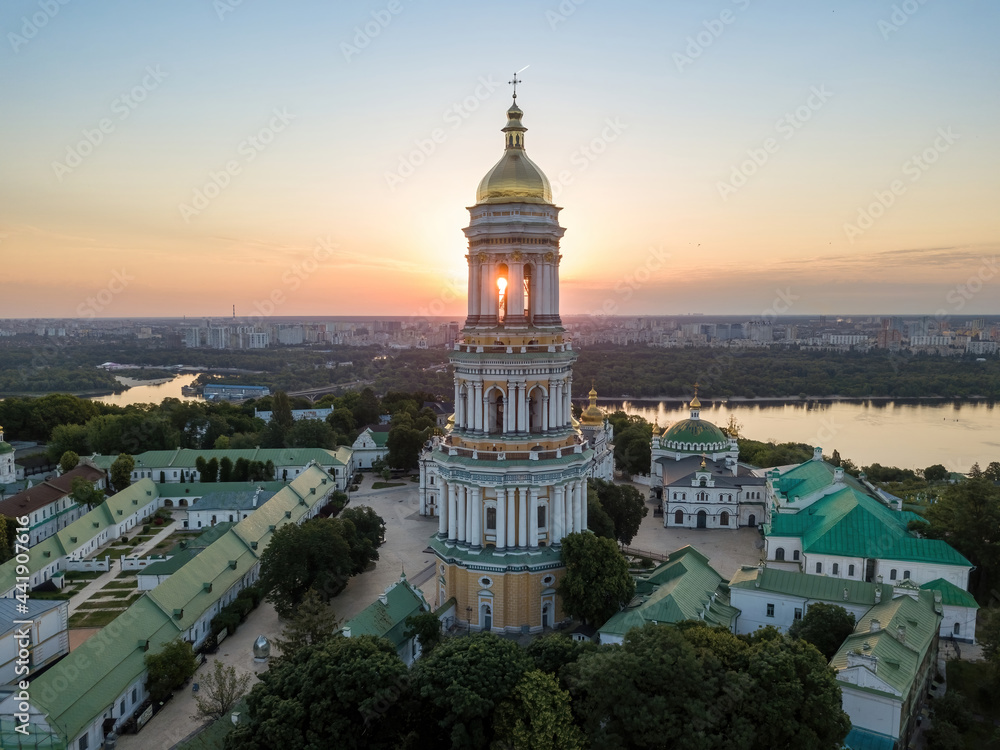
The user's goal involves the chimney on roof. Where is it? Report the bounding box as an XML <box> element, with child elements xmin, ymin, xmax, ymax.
<box><xmin>813</xmin><ymin>446</ymin><xmax>823</xmax><ymax>461</ymax></box>
<box><xmin>343</xmin><ymin>626</ymin><xmax>351</xmax><ymax>638</ymax></box>
<box><xmin>870</xmin><ymin>618</ymin><xmax>880</xmax><ymax>633</ymax></box>
<box><xmin>843</xmin><ymin>587</ymin><xmax>849</xmax><ymax>601</ymax></box>
<box><xmin>875</xmin><ymin>587</ymin><xmax>882</xmax><ymax>604</ymax></box>
<box><xmin>379</xmin><ymin>592</ymin><xmax>388</xmax><ymax>605</ymax></box>
<box><xmin>834</xmin><ymin>467</ymin><xmax>845</xmax><ymax>483</ymax></box>
<box><xmin>897</xmin><ymin>624</ymin><xmax>906</xmax><ymax>643</ymax></box>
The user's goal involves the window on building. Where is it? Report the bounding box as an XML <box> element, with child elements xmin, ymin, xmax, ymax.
<box><xmin>537</xmin><ymin>505</ymin><xmax>546</xmax><ymax>528</ymax></box>
<box><xmin>120</xmin><ymin>699</ymin><xmax>125</xmax><ymax>716</ymax></box>
<box><xmin>720</xmin><ymin>511</ymin><xmax>729</xmax><ymax>526</ymax></box>
<box><xmin>674</xmin><ymin>509</ymin><xmax>683</xmax><ymax>525</ymax></box>
<box><xmin>766</xmin><ymin>603</ymin><xmax>775</xmax><ymax>618</ymax></box>
<box><xmin>793</xmin><ymin>550</ymin><xmax>800</xmax><ymax>561</ymax></box>
<box><xmin>903</xmin><ymin>570</ymin><xmax>910</xmax><ymax>580</ymax></box>
<box><xmin>79</xmin><ymin>736</ymin><xmax>89</xmax><ymax>750</ymax></box>
<box><xmin>815</xmin><ymin>562</ymin><xmax>822</xmax><ymax>574</ymax></box>
<box><xmin>486</xmin><ymin>507</ymin><xmax>496</xmax><ymax>531</ymax></box>
<box><xmin>954</xmin><ymin>622</ymin><xmax>961</xmax><ymax>636</ymax></box>
<box><xmin>775</xmin><ymin>548</ymin><xmax>785</xmax><ymax>561</ymax></box>
<box><xmin>833</xmin><ymin>563</ymin><xmax>839</xmax><ymax>575</ymax></box>
<box><xmin>794</xmin><ymin>607</ymin><xmax>803</xmax><ymax>620</ymax></box>
<box><xmin>849</xmin><ymin>564</ymin><xmax>855</xmax><ymax>577</ymax></box>
<box><xmin>890</xmin><ymin>569</ymin><xmax>897</xmax><ymax>580</ymax></box>
<box><xmin>132</xmin><ymin>688</ymin><xmax>137</xmax><ymax>704</ymax></box>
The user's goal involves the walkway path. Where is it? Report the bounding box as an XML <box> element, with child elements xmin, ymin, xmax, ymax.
<box><xmin>67</xmin><ymin>520</ymin><xmax>181</xmax><ymax>616</ymax></box>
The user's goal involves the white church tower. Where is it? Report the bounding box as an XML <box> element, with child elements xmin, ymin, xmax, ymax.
<box><xmin>418</xmin><ymin>79</ymin><xmax>593</xmax><ymax>633</ymax></box>
<box><xmin>0</xmin><ymin>426</ymin><xmax>16</xmax><ymax>485</ymax></box>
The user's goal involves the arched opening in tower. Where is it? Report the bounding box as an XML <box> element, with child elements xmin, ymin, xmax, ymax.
<box><xmin>496</xmin><ymin>264</ymin><xmax>509</xmax><ymax>325</ymax></box>
<box><xmin>523</xmin><ymin>263</ymin><xmax>532</xmax><ymax>325</ymax></box>
<box><xmin>487</xmin><ymin>388</ymin><xmax>505</xmax><ymax>434</ymax></box>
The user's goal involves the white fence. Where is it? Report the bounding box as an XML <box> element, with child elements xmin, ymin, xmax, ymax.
<box><xmin>65</xmin><ymin>558</ymin><xmax>110</xmax><ymax>573</ymax></box>
<box><xmin>121</xmin><ymin>555</ymin><xmax>169</xmax><ymax>571</ymax></box>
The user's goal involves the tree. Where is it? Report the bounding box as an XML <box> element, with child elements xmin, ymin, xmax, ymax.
<box><xmin>585</xmin><ymin>487</ymin><xmax>615</xmax><ymax>540</ymax></box>
<box><xmin>194</xmin><ymin>659</ymin><xmax>253</xmax><ymax>721</ymax></box>
<box><xmin>110</xmin><ymin>453</ymin><xmax>135</xmax><ymax>493</ymax></box>
<box><xmin>985</xmin><ymin>461</ymin><xmax>1000</xmax><ymax>482</ymax></box>
<box><xmin>219</xmin><ymin>456</ymin><xmax>233</xmax><ymax>482</ymax></box>
<box><xmin>258</xmin><ymin>519</ymin><xmax>355</xmax><ymax>618</ymax></box>
<box><xmin>225</xmin><ymin>635</ymin><xmax>409</xmax><ymax>750</ymax></box>
<box><xmin>0</xmin><ymin>516</ymin><xmax>12</xmax><ymax>564</ymax></box>
<box><xmin>273</xmin><ymin>588</ymin><xmax>342</xmax><ymax>661</ymax></box>
<box><xmin>413</xmin><ymin>632</ymin><xmax>532</xmax><ymax>749</ymax></box>
<box><xmin>145</xmin><ymin>638</ymin><xmax>198</xmax><ymax>703</ymax></box>
<box><xmin>58</xmin><ymin>450</ymin><xmax>80</xmax><ymax>473</ymax></box>
<box><xmin>606</xmin><ymin>412</ymin><xmax>653</xmax><ymax>477</ymax></box>
<box><xmin>916</xmin><ymin>476</ymin><xmax>1000</xmax><ymax>598</ymax></box>
<box><xmin>71</xmin><ymin>477</ymin><xmax>105</xmax><ymax>510</ymax></box>
<box><xmin>490</xmin><ymin>669</ymin><xmax>585</xmax><ymax>750</ymax></box>
<box><xmin>558</xmin><ymin>532</ymin><xmax>635</xmax><ymax>625</ymax></box>
<box><xmin>386</xmin><ymin>422</ymin><xmax>428</xmax><ymax>472</ymax></box>
<box><xmin>787</xmin><ymin>603</ymin><xmax>856</xmax><ymax>660</ymax></box>
<box><xmin>830</xmin><ymin>449</ymin><xmax>842</xmax><ymax>467</ymax></box>
<box><xmin>564</xmin><ymin>623</ymin><xmax>749</xmax><ymax>750</ymax></box>
<box><xmin>204</xmin><ymin>457</ymin><xmax>219</xmax><ymax>483</ymax></box>
<box><xmin>270</xmin><ymin>391</ymin><xmax>295</xmax><ymax>432</ymax></box>
<box><xmin>978</xmin><ymin>606</ymin><xmax>1000</xmax><ymax>675</ymax></box>
<box><xmin>404</xmin><ymin>610</ymin><xmax>443</xmax><ymax>656</ymax></box>
<box><xmin>525</xmin><ymin>633</ymin><xmax>597</xmax><ymax>689</ymax></box>
<box><xmin>589</xmin><ymin>478</ymin><xmax>648</xmax><ymax>545</ymax></box>
<box><xmin>924</xmin><ymin>463</ymin><xmax>949</xmax><ymax>482</ymax></box>
<box><xmin>340</xmin><ymin>505</ymin><xmax>387</xmax><ymax>548</ymax></box>
<box><xmin>46</xmin><ymin>423</ymin><xmax>90</xmax><ymax>461</ymax></box>
<box><xmin>287</xmin><ymin>418</ymin><xmax>335</xmax><ymax>449</ymax></box>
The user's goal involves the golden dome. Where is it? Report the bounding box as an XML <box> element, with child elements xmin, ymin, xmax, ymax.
<box><xmin>689</xmin><ymin>395</ymin><xmax>701</xmax><ymax>409</ymax></box>
<box><xmin>580</xmin><ymin>383</ymin><xmax>604</xmax><ymax>425</ymax></box>
<box><xmin>476</xmin><ymin>101</ymin><xmax>552</xmax><ymax>205</ymax></box>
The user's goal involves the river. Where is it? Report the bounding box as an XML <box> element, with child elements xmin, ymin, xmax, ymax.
<box><xmin>90</xmin><ymin>373</ymin><xmax>204</xmax><ymax>407</ymax></box>
<box><xmin>89</xmin><ymin>375</ymin><xmax>996</xmax><ymax>474</ymax></box>
<box><xmin>615</xmin><ymin>399</ymin><xmax>998</xmax><ymax>475</ymax></box>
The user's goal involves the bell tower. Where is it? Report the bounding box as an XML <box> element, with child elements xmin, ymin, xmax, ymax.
<box><xmin>418</xmin><ymin>82</ymin><xmax>593</xmax><ymax>634</ymax></box>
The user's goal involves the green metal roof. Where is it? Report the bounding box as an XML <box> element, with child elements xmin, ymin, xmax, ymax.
<box><xmin>157</xmin><ymin>480</ymin><xmax>286</xmax><ymax>498</ymax></box>
<box><xmin>830</xmin><ymin>590</ymin><xmax>942</xmax><ymax>698</ymax></box>
<box><xmin>343</xmin><ymin>576</ymin><xmax>428</xmax><ymax>648</ymax></box>
<box><xmin>660</xmin><ymin>417</ymin><xmax>728</xmax><ymax>448</ymax></box>
<box><xmin>729</xmin><ymin>566</ymin><xmax>895</xmax><ymax>606</ymax></box>
<box><xmin>844</xmin><ymin>727</ymin><xmax>897</xmax><ymax>750</ymax></box>
<box><xmin>104</xmin><ymin>479</ymin><xmax>159</xmax><ymax>519</ymax></box>
<box><xmin>140</xmin><ymin>524</ymin><xmax>236</xmax><ymax>577</ymax></box>
<box><xmin>600</xmin><ymin>546</ymin><xmax>735</xmax><ymax>638</ymax></box>
<box><xmin>31</xmin><ymin>596</ymin><xmax>181</xmax><ymax>743</ymax></box>
<box><xmin>26</xmin><ymin>465</ymin><xmax>335</xmax><ymax>744</ymax></box>
<box><xmin>920</xmin><ymin>578</ymin><xmax>979</xmax><ymax>609</ymax></box>
<box><xmin>92</xmin><ymin>447</ymin><xmax>350</xmax><ymax>471</ymax></box>
<box><xmin>769</xmin><ymin>486</ymin><xmax>971</xmax><ymax>566</ymax></box>
<box><xmin>0</xmin><ymin>442</ymin><xmax>13</xmax><ymax>455</ymax></box>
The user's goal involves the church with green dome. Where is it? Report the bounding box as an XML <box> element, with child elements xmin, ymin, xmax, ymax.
<box><xmin>650</xmin><ymin>392</ymin><xmax>767</xmax><ymax>530</ymax></box>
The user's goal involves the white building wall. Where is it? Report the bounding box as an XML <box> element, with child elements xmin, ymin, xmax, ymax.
<box><xmin>840</xmin><ymin>684</ymin><xmax>902</xmax><ymax>739</ymax></box>
<box><xmin>939</xmin><ymin>603</ymin><xmax>978</xmax><ymax>643</ymax></box>
<box><xmin>876</xmin><ymin>559</ymin><xmax>969</xmax><ymax>589</ymax></box>
<box><xmin>802</xmin><ymin>553</ymin><xmax>866</xmax><ymax>580</ymax></box>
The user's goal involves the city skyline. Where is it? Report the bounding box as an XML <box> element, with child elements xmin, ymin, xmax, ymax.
<box><xmin>1</xmin><ymin>0</ymin><xmax>998</xmax><ymax>319</ymax></box>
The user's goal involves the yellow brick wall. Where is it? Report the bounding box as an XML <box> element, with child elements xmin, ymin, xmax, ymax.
<box><xmin>443</xmin><ymin>560</ymin><xmax>565</xmax><ymax>631</ymax></box>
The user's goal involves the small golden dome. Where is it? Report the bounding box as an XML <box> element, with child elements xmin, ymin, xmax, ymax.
<box><xmin>580</xmin><ymin>383</ymin><xmax>604</xmax><ymax>425</ymax></box>
<box><xmin>689</xmin><ymin>395</ymin><xmax>701</xmax><ymax>409</ymax></box>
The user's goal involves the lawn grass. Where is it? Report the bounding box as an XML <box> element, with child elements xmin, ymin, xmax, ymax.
<box><xmin>65</xmin><ymin>571</ymin><xmax>102</xmax><ymax>581</ymax></box>
<box><xmin>372</xmin><ymin>481</ymin><xmax>406</xmax><ymax>489</ymax></box>
<box><xmin>75</xmin><ymin>600</ymin><xmax>126</xmax><ymax>611</ymax></box>
<box><xmin>69</xmin><ymin>609</ymin><xmax>124</xmax><ymax>628</ymax></box>
<box><xmin>116</xmin><ymin>570</ymin><xmax>138</xmax><ymax>579</ymax></box>
<box><xmin>29</xmin><ymin>590</ymin><xmax>73</xmax><ymax>600</ymax></box>
<box><xmin>103</xmin><ymin>580</ymin><xmax>137</xmax><ymax>589</ymax></box>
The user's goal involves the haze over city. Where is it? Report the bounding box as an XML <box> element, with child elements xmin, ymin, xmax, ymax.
<box><xmin>1</xmin><ymin>0</ymin><xmax>998</xmax><ymax>318</ymax></box>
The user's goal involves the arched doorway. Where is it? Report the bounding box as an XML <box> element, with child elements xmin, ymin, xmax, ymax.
<box><xmin>487</xmin><ymin>388</ymin><xmax>505</xmax><ymax>434</ymax></box>
<box><xmin>480</xmin><ymin>602</ymin><xmax>492</xmax><ymax>631</ymax></box>
<box><xmin>775</xmin><ymin>547</ymin><xmax>785</xmax><ymax>561</ymax></box>
<box><xmin>542</xmin><ymin>602</ymin><xmax>551</xmax><ymax>629</ymax></box>
<box><xmin>697</xmin><ymin>510</ymin><xmax>707</xmax><ymax>529</ymax></box>
<box><xmin>674</xmin><ymin>509</ymin><xmax>683</xmax><ymax>525</ymax></box>
<box><xmin>720</xmin><ymin>510</ymin><xmax>729</xmax><ymax>526</ymax></box>
<box><xmin>748</xmin><ymin>514</ymin><xmax>756</xmax><ymax>527</ymax></box>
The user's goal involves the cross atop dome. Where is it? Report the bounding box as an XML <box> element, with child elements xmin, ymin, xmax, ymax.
<box><xmin>509</xmin><ymin>71</ymin><xmax>522</xmax><ymax>101</ymax></box>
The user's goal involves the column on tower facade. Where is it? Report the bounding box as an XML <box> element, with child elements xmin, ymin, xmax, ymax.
<box><xmin>518</xmin><ymin>487</ymin><xmax>528</xmax><ymax>548</ymax></box>
<box><xmin>553</xmin><ymin>256</ymin><xmax>561</xmax><ymax>320</ymax></box>
<box><xmin>528</xmin><ymin>487</ymin><xmax>539</xmax><ymax>549</ymax></box>
<box><xmin>457</xmin><ymin>485</ymin><xmax>467</xmax><ymax>544</ymax></box>
<box><xmin>518</xmin><ymin>382</ymin><xmax>528</xmax><ymax>433</ymax></box>
<box><xmin>473</xmin><ymin>382</ymin><xmax>483</xmax><ymax>432</ymax></box>
<box><xmin>563</xmin><ymin>378</ymin><xmax>572</xmax><ymax>426</ymax></box>
<box><xmin>470</xmin><ymin>487</ymin><xmax>482</xmax><ymax>549</ymax></box>
<box><xmin>508</xmin><ymin>262</ymin><xmax>524</xmax><ymax>319</ymax></box>
<box><xmin>454</xmin><ymin>381</ymin><xmax>463</xmax><ymax>429</ymax></box>
<box><xmin>552</xmin><ymin>484</ymin><xmax>565</xmax><ymax>542</ymax></box>
<box><xmin>435</xmin><ymin>479</ymin><xmax>445</xmax><ymax>535</ymax></box>
<box><xmin>467</xmin><ymin>255</ymin><xmax>480</xmax><ymax>325</ymax></box>
<box><xmin>447</xmin><ymin>481</ymin><xmax>458</xmax><ymax>540</ymax></box>
<box><xmin>502</xmin><ymin>386</ymin><xmax>511</xmax><ymax>434</ymax></box>
<box><xmin>580</xmin><ymin>483</ymin><xmax>588</xmax><ymax>531</ymax></box>
<box><xmin>479</xmin><ymin>259</ymin><xmax>494</xmax><ymax>323</ymax></box>
<box><xmin>572</xmin><ymin>481</ymin><xmax>583</xmax><ymax>533</ymax></box>
<box><xmin>506</xmin><ymin>487</ymin><xmax>517</xmax><ymax>548</ymax></box>
<box><xmin>496</xmin><ymin>490</ymin><xmax>506</xmax><ymax>551</ymax></box>
<box><xmin>547</xmin><ymin>380</ymin><xmax>557</xmax><ymax>428</ymax></box>
<box><xmin>541</xmin><ymin>393</ymin><xmax>549</xmax><ymax>432</ymax></box>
